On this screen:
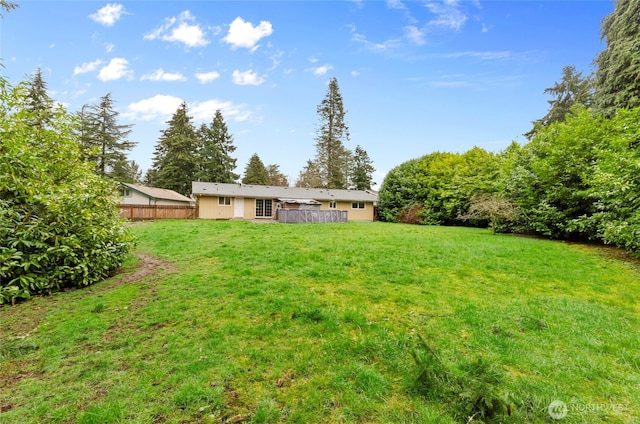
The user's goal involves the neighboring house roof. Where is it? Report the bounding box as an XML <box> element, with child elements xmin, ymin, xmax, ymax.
<box><xmin>192</xmin><ymin>182</ymin><xmax>378</xmax><ymax>203</ymax></box>
<box><xmin>122</xmin><ymin>183</ymin><xmax>193</xmax><ymax>203</ymax></box>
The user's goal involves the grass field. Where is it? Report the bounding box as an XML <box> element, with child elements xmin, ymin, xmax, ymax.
<box><xmin>1</xmin><ymin>220</ymin><xmax>639</xmax><ymax>423</ymax></box>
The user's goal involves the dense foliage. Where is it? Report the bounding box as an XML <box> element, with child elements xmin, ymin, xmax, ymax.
<box><xmin>0</xmin><ymin>78</ymin><xmax>134</xmax><ymax>304</ymax></box>
<box><xmin>378</xmin><ymin>147</ymin><xmax>501</xmax><ymax>225</ymax></box>
<box><xmin>379</xmin><ymin>1</ymin><xmax>640</xmax><ymax>255</ymax></box>
<box><xmin>378</xmin><ymin>106</ymin><xmax>640</xmax><ymax>254</ymax></box>
<box><xmin>594</xmin><ymin>0</ymin><xmax>640</xmax><ymax>117</ymax></box>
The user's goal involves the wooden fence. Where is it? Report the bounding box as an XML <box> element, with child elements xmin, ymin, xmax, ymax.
<box><xmin>118</xmin><ymin>205</ymin><xmax>198</xmax><ymax>220</ymax></box>
<box><xmin>277</xmin><ymin>209</ymin><xmax>348</xmax><ymax>223</ymax></box>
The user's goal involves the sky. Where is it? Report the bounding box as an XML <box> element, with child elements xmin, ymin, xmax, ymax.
<box><xmin>1</xmin><ymin>0</ymin><xmax>614</xmax><ymax>188</ymax></box>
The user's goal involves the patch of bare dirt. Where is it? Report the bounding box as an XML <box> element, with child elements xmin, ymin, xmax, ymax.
<box><xmin>0</xmin><ymin>253</ymin><xmax>175</xmax><ymax>338</ymax></box>
<box><xmin>111</xmin><ymin>252</ymin><xmax>176</xmax><ymax>288</ymax></box>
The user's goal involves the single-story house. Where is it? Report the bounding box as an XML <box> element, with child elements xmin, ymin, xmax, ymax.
<box><xmin>192</xmin><ymin>182</ymin><xmax>378</xmax><ymax>222</ymax></box>
<box><xmin>119</xmin><ymin>183</ymin><xmax>194</xmax><ymax>206</ymax></box>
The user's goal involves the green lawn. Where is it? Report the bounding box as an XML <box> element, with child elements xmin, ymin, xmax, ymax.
<box><xmin>1</xmin><ymin>220</ymin><xmax>639</xmax><ymax>423</ymax></box>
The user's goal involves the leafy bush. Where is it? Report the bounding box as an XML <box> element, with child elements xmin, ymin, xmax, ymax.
<box><xmin>0</xmin><ymin>77</ymin><xmax>134</xmax><ymax>304</ymax></box>
<box><xmin>378</xmin><ymin>148</ymin><xmax>502</xmax><ymax>226</ymax></box>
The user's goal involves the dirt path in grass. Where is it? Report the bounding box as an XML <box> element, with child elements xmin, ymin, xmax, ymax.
<box><xmin>0</xmin><ymin>252</ymin><xmax>175</xmax><ymax>339</ymax></box>
<box><xmin>113</xmin><ymin>252</ymin><xmax>176</xmax><ymax>288</ymax></box>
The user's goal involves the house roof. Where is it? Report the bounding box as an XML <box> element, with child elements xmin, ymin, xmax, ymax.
<box><xmin>122</xmin><ymin>183</ymin><xmax>193</xmax><ymax>203</ymax></box>
<box><xmin>192</xmin><ymin>182</ymin><xmax>378</xmax><ymax>203</ymax></box>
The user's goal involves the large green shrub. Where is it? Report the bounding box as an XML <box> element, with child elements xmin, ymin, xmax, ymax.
<box><xmin>0</xmin><ymin>77</ymin><xmax>134</xmax><ymax>304</ymax></box>
<box><xmin>377</xmin><ymin>148</ymin><xmax>502</xmax><ymax>225</ymax></box>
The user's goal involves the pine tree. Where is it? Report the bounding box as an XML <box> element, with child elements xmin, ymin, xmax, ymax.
<box><xmin>351</xmin><ymin>145</ymin><xmax>375</xmax><ymax>190</ymax></box>
<box><xmin>314</xmin><ymin>77</ymin><xmax>351</xmax><ymax>189</ymax></box>
<box><xmin>147</xmin><ymin>102</ymin><xmax>199</xmax><ymax>195</ymax></box>
<box><xmin>266</xmin><ymin>164</ymin><xmax>289</xmax><ymax>186</ymax></box>
<box><xmin>79</xmin><ymin>93</ymin><xmax>135</xmax><ymax>178</ymax></box>
<box><xmin>295</xmin><ymin>160</ymin><xmax>323</xmax><ymax>188</ymax></box>
<box><xmin>594</xmin><ymin>0</ymin><xmax>640</xmax><ymax>117</ymax></box>
<box><xmin>25</xmin><ymin>68</ymin><xmax>54</xmax><ymax>127</ymax></box>
<box><xmin>526</xmin><ymin>66</ymin><xmax>594</xmax><ymax>139</ymax></box>
<box><xmin>196</xmin><ymin>110</ymin><xmax>239</xmax><ymax>183</ymax></box>
<box><xmin>242</xmin><ymin>153</ymin><xmax>269</xmax><ymax>185</ymax></box>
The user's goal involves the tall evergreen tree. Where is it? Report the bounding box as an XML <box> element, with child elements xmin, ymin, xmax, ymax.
<box><xmin>196</xmin><ymin>109</ymin><xmax>239</xmax><ymax>183</ymax></box>
<box><xmin>314</xmin><ymin>77</ymin><xmax>351</xmax><ymax>189</ymax></box>
<box><xmin>526</xmin><ymin>66</ymin><xmax>594</xmax><ymax>138</ymax></box>
<box><xmin>350</xmin><ymin>145</ymin><xmax>375</xmax><ymax>190</ymax></box>
<box><xmin>594</xmin><ymin>0</ymin><xmax>640</xmax><ymax>117</ymax></box>
<box><xmin>147</xmin><ymin>102</ymin><xmax>199</xmax><ymax>195</ymax></box>
<box><xmin>25</xmin><ymin>68</ymin><xmax>54</xmax><ymax>127</ymax></box>
<box><xmin>242</xmin><ymin>153</ymin><xmax>269</xmax><ymax>185</ymax></box>
<box><xmin>266</xmin><ymin>164</ymin><xmax>289</xmax><ymax>186</ymax></box>
<box><xmin>79</xmin><ymin>93</ymin><xmax>135</xmax><ymax>178</ymax></box>
<box><xmin>295</xmin><ymin>159</ymin><xmax>323</xmax><ymax>188</ymax></box>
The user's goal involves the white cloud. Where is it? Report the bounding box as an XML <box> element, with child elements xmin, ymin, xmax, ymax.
<box><xmin>439</xmin><ymin>51</ymin><xmax>512</xmax><ymax>61</ymax></box>
<box><xmin>74</xmin><ymin>59</ymin><xmax>103</xmax><ymax>75</ymax></box>
<box><xmin>191</xmin><ymin>100</ymin><xmax>252</xmax><ymax>122</ymax></box>
<box><xmin>123</xmin><ymin>94</ymin><xmax>183</xmax><ymax>121</ymax></box>
<box><xmin>404</xmin><ymin>25</ymin><xmax>427</xmax><ymax>45</ymax></box>
<box><xmin>268</xmin><ymin>50</ymin><xmax>284</xmax><ymax>71</ymax></box>
<box><xmin>351</xmin><ymin>32</ymin><xmax>403</xmax><ymax>52</ymax></box>
<box><xmin>386</xmin><ymin>0</ymin><xmax>406</xmax><ymax>10</ymax></box>
<box><xmin>425</xmin><ymin>1</ymin><xmax>467</xmax><ymax>30</ymax></box>
<box><xmin>89</xmin><ymin>3</ymin><xmax>126</xmax><ymax>27</ymax></box>
<box><xmin>98</xmin><ymin>57</ymin><xmax>133</xmax><ymax>81</ymax></box>
<box><xmin>309</xmin><ymin>56</ymin><xmax>319</xmax><ymax>63</ymax></box>
<box><xmin>223</xmin><ymin>17</ymin><xmax>273</xmax><ymax>50</ymax></box>
<box><xmin>232</xmin><ymin>69</ymin><xmax>265</xmax><ymax>86</ymax></box>
<box><xmin>351</xmin><ymin>70</ymin><xmax>360</xmax><ymax>77</ymax></box>
<box><xmin>195</xmin><ymin>71</ymin><xmax>221</xmax><ymax>84</ymax></box>
<box><xmin>105</xmin><ymin>43</ymin><xmax>115</xmax><ymax>53</ymax></box>
<box><xmin>311</xmin><ymin>64</ymin><xmax>333</xmax><ymax>77</ymax></box>
<box><xmin>141</xmin><ymin>69</ymin><xmax>187</xmax><ymax>82</ymax></box>
<box><xmin>144</xmin><ymin>11</ymin><xmax>209</xmax><ymax>48</ymax></box>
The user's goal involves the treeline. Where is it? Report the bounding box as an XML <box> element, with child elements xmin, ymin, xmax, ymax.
<box><xmin>145</xmin><ymin>77</ymin><xmax>376</xmax><ymax>195</ymax></box>
<box><xmin>378</xmin><ymin>0</ymin><xmax>640</xmax><ymax>255</ymax></box>
<box><xmin>378</xmin><ymin>106</ymin><xmax>640</xmax><ymax>253</ymax></box>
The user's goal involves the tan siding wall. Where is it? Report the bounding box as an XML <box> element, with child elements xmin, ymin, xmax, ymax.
<box><xmin>243</xmin><ymin>198</ymin><xmax>255</xmax><ymax>219</ymax></box>
<box><xmin>198</xmin><ymin>196</ymin><xmax>233</xmax><ymax>219</ymax></box>
<box><xmin>199</xmin><ymin>196</ymin><xmax>374</xmax><ymax>221</ymax></box>
<box><xmin>320</xmin><ymin>201</ymin><xmax>374</xmax><ymax>221</ymax></box>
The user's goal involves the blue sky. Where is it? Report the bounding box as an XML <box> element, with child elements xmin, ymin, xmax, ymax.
<box><xmin>1</xmin><ymin>0</ymin><xmax>613</xmax><ymax>187</ymax></box>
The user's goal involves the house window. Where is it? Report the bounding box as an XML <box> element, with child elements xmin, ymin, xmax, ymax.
<box><xmin>255</xmin><ymin>199</ymin><xmax>273</xmax><ymax>218</ymax></box>
<box><xmin>329</xmin><ymin>201</ymin><xmax>337</xmax><ymax>209</ymax></box>
<box><xmin>121</xmin><ymin>188</ymin><xmax>132</xmax><ymax>198</ymax></box>
<box><xmin>352</xmin><ymin>201</ymin><xmax>365</xmax><ymax>209</ymax></box>
<box><xmin>218</xmin><ymin>196</ymin><xmax>231</xmax><ymax>206</ymax></box>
